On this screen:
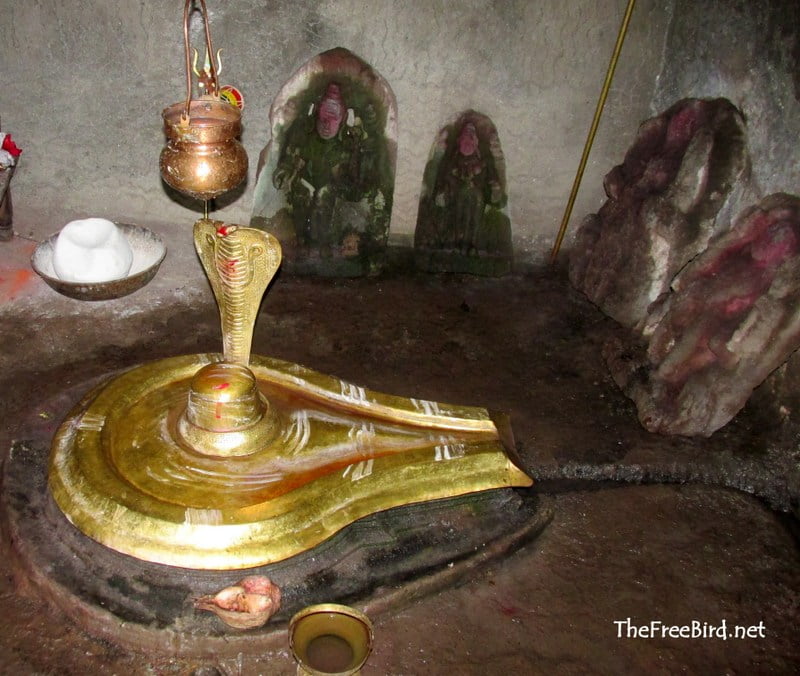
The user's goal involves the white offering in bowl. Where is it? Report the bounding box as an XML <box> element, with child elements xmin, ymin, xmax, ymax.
<box><xmin>53</xmin><ymin>218</ymin><xmax>134</xmax><ymax>283</ymax></box>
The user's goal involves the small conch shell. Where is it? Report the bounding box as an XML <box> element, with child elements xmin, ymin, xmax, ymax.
<box><xmin>194</xmin><ymin>575</ymin><xmax>281</xmax><ymax>629</ymax></box>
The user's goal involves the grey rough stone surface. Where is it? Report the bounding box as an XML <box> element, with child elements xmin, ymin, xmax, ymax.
<box><xmin>756</xmin><ymin>351</ymin><xmax>800</xmax><ymax>448</ymax></box>
<box><xmin>0</xmin><ymin>0</ymin><xmax>669</xmax><ymax>263</ymax></box>
<box><xmin>569</xmin><ymin>98</ymin><xmax>753</xmax><ymax>328</ymax></box>
<box><xmin>653</xmin><ymin>0</ymin><xmax>800</xmax><ymax>200</ymax></box>
<box><xmin>605</xmin><ymin>193</ymin><xmax>800</xmax><ymax>437</ymax></box>
<box><xmin>2</xmin><ymin>235</ymin><xmax>800</xmax><ymax>670</ymax></box>
<box><xmin>2</xmin><ymin>1</ymin><xmax>795</xmax><ymax>268</ymax></box>
<box><xmin>3</xmin><ymin>436</ymin><xmax>549</xmax><ymax>658</ymax></box>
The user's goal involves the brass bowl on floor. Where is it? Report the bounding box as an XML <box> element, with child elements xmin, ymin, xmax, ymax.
<box><xmin>31</xmin><ymin>222</ymin><xmax>167</xmax><ymax>301</ymax></box>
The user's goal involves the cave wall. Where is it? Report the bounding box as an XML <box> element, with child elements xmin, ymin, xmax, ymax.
<box><xmin>652</xmin><ymin>0</ymin><xmax>799</xmax><ymax>199</ymax></box>
<box><xmin>0</xmin><ymin>0</ymin><xmax>668</xmax><ymax>264</ymax></box>
<box><xmin>1</xmin><ymin>0</ymin><xmax>795</xmax><ymax>268</ymax></box>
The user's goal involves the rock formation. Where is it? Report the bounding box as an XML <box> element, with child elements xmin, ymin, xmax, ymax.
<box><xmin>605</xmin><ymin>193</ymin><xmax>800</xmax><ymax>436</ymax></box>
<box><xmin>569</xmin><ymin>98</ymin><xmax>754</xmax><ymax>327</ymax></box>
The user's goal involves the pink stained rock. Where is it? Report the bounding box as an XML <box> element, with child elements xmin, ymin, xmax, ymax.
<box><xmin>605</xmin><ymin>193</ymin><xmax>800</xmax><ymax>436</ymax></box>
<box><xmin>569</xmin><ymin>98</ymin><xmax>754</xmax><ymax>328</ymax></box>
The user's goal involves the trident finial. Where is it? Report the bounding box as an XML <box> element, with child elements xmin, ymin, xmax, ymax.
<box><xmin>192</xmin><ymin>47</ymin><xmax>223</xmax><ymax>97</ymax></box>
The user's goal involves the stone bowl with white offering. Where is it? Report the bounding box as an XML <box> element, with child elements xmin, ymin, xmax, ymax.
<box><xmin>31</xmin><ymin>219</ymin><xmax>166</xmax><ymax>301</ymax></box>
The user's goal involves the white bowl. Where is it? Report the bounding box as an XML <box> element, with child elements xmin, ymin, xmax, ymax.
<box><xmin>31</xmin><ymin>223</ymin><xmax>166</xmax><ymax>301</ymax></box>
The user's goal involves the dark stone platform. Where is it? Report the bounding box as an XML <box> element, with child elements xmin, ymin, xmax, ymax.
<box><xmin>3</xmin><ymin>439</ymin><xmax>551</xmax><ymax>659</ymax></box>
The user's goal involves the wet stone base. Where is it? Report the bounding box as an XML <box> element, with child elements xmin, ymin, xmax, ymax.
<box><xmin>414</xmin><ymin>248</ymin><xmax>512</xmax><ymax>277</ymax></box>
<box><xmin>2</xmin><ymin>440</ymin><xmax>552</xmax><ymax>660</ymax></box>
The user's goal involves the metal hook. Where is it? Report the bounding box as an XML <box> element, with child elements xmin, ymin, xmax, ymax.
<box><xmin>181</xmin><ymin>0</ymin><xmax>220</xmax><ymax>122</ymax></box>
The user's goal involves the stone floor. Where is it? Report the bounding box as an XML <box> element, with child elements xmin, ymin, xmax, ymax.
<box><xmin>1</xmin><ymin>232</ymin><xmax>798</xmax><ymax>674</ymax></box>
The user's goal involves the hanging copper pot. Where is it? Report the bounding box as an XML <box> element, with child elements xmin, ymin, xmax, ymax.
<box><xmin>159</xmin><ymin>0</ymin><xmax>247</xmax><ymax>202</ymax></box>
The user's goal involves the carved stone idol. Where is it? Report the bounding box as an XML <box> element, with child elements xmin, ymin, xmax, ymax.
<box><xmin>251</xmin><ymin>48</ymin><xmax>397</xmax><ymax>276</ymax></box>
<box><xmin>414</xmin><ymin>110</ymin><xmax>512</xmax><ymax>276</ymax></box>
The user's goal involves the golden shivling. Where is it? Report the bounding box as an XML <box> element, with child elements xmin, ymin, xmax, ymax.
<box><xmin>48</xmin><ymin>0</ymin><xmax>532</xmax><ymax>570</ymax></box>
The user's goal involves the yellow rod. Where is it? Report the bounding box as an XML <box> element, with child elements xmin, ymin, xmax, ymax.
<box><xmin>550</xmin><ymin>0</ymin><xmax>637</xmax><ymax>264</ymax></box>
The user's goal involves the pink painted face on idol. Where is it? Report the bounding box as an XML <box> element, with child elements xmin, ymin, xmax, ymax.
<box><xmin>316</xmin><ymin>83</ymin><xmax>345</xmax><ymax>139</ymax></box>
<box><xmin>458</xmin><ymin>123</ymin><xmax>479</xmax><ymax>156</ymax></box>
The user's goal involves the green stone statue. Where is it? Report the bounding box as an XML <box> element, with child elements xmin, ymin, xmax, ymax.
<box><xmin>251</xmin><ymin>49</ymin><xmax>396</xmax><ymax>276</ymax></box>
<box><xmin>415</xmin><ymin>111</ymin><xmax>512</xmax><ymax>276</ymax></box>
